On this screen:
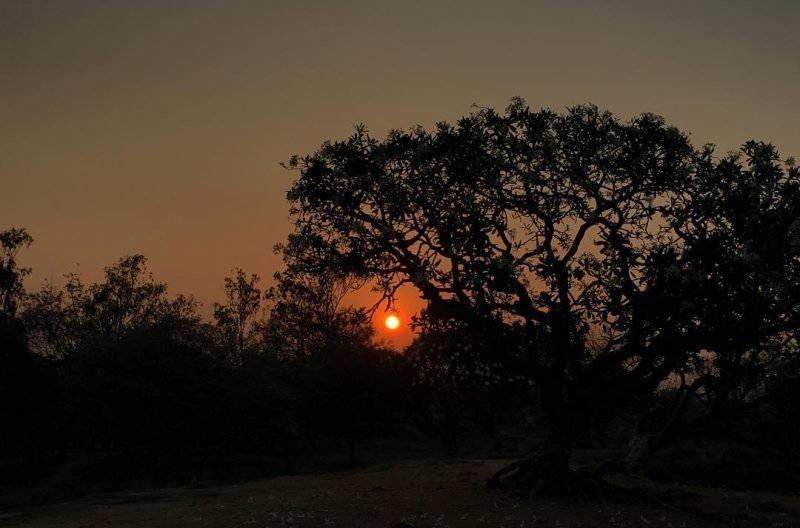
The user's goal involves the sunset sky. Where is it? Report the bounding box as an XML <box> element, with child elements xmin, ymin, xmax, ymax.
<box><xmin>2</xmin><ymin>0</ymin><xmax>798</xmax><ymax>347</ymax></box>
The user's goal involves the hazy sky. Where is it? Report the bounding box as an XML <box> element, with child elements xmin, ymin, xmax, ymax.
<box><xmin>2</xmin><ymin>0</ymin><xmax>798</xmax><ymax>347</ymax></box>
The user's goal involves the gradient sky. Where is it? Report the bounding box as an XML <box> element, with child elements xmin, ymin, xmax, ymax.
<box><xmin>2</xmin><ymin>0</ymin><xmax>798</xmax><ymax>347</ymax></box>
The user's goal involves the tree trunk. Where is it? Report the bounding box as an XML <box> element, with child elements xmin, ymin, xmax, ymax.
<box><xmin>623</xmin><ymin>377</ymin><xmax>703</xmax><ymax>475</ymax></box>
<box><xmin>487</xmin><ymin>415</ymin><xmax>580</xmax><ymax>496</ymax></box>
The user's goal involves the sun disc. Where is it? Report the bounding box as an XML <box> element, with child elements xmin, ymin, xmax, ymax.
<box><xmin>385</xmin><ymin>315</ymin><xmax>400</xmax><ymax>330</ymax></box>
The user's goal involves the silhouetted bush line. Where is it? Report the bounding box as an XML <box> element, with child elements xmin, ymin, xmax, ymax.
<box><xmin>0</xmin><ymin>246</ymin><xmax>527</xmax><ymax>506</ymax></box>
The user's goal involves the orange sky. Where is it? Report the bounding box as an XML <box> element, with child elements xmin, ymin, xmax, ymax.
<box><xmin>2</xmin><ymin>1</ymin><xmax>798</xmax><ymax>348</ymax></box>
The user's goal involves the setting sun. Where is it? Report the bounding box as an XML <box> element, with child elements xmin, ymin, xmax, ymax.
<box><xmin>385</xmin><ymin>315</ymin><xmax>400</xmax><ymax>330</ymax></box>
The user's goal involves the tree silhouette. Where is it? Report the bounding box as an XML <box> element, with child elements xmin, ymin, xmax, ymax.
<box><xmin>0</xmin><ymin>228</ymin><xmax>33</xmax><ymax>318</ymax></box>
<box><xmin>0</xmin><ymin>228</ymin><xmax>56</xmax><ymax>464</ymax></box>
<box><xmin>282</xmin><ymin>100</ymin><xmax>800</xmax><ymax>494</ymax></box>
<box><xmin>407</xmin><ymin>313</ymin><xmax>532</xmax><ymax>454</ymax></box>
<box><xmin>263</xmin><ymin>265</ymin><xmax>371</xmax><ymax>360</ymax></box>
<box><xmin>213</xmin><ymin>268</ymin><xmax>263</xmax><ymax>366</ymax></box>
<box><xmin>23</xmin><ymin>255</ymin><xmax>198</xmax><ymax>359</ymax></box>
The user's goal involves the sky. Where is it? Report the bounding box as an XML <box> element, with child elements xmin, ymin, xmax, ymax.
<box><xmin>2</xmin><ymin>0</ymin><xmax>798</xmax><ymax>348</ymax></box>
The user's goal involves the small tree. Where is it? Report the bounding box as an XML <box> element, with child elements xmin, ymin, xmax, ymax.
<box><xmin>408</xmin><ymin>314</ymin><xmax>532</xmax><ymax>454</ymax></box>
<box><xmin>263</xmin><ymin>257</ymin><xmax>392</xmax><ymax>467</ymax></box>
<box><xmin>0</xmin><ymin>228</ymin><xmax>33</xmax><ymax>318</ymax></box>
<box><xmin>213</xmin><ymin>268</ymin><xmax>263</xmax><ymax>366</ymax></box>
<box><xmin>281</xmin><ymin>100</ymin><xmax>800</xmax><ymax>494</ymax></box>
<box><xmin>263</xmin><ymin>266</ymin><xmax>370</xmax><ymax>360</ymax></box>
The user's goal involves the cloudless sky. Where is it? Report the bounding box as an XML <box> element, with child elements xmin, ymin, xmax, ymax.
<box><xmin>2</xmin><ymin>0</ymin><xmax>798</xmax><ymax>347</ymax></box>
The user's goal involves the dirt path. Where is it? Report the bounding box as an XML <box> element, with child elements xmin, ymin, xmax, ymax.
<box><xmin>2</xmin><ymin>459</ymin><xmax>798</xmax><ymax>527</ymax></box>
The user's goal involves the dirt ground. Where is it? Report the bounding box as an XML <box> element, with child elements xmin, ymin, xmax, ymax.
<box><xmin>1</xmin><ymin>459</ymin><xmax>798</xmax><ymax>528</ymax></box>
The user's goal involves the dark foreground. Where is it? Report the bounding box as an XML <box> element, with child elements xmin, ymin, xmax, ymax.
<box><xmin>2</xmin><ymin>459</ymin><xmax>798</xmax><ymax>528</ymax></box>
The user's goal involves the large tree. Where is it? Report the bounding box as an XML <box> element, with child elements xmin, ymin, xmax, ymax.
<box><xmin>281</xmin><ymin>100</ymin><xmax>800</xmax><ymax>494</ymax></box>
